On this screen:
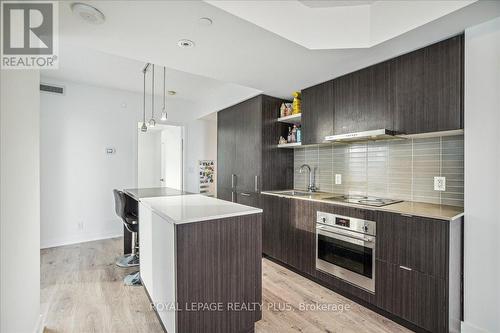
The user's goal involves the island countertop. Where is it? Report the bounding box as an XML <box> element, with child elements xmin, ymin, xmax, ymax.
<box><xmin>140</xmin><ymin>194</ymin><xmax>262</xmax><ymax>224</ymax></box>
<box><xmin>123</xmin><ymin>187</ymin><xmax>191</xmax><ymax>200</ymax></box>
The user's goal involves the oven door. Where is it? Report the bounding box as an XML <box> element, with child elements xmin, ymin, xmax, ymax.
<box><xmin>316</xmin><ymin>223</ymin><xmax>375</xmax><ymax>293</ymax></box>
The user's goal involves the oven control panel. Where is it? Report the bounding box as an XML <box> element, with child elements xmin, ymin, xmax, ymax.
<box><xmin>317</xmin><ymin>211</ymin><xmax>376</xmax><ymax>236</ymax></box>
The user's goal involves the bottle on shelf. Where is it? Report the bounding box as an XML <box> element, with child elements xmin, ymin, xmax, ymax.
<box><xmin>291</xmin><ymin>125</ymin><xmax>297</xmax><ymax>143</ymax></box>
<box><xmin>287</xmin><ymin>126</ymin><xmax>292</xmax><ymax>143</ymax></box>
<box><xmin>296</xmin><ymin>126</ymin><xmax>302</xmax><ymax>143</ymax></box>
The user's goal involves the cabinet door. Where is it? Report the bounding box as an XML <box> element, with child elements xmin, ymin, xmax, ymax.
<box><xmin>234</xmin><ymin>97</ymin><xmax>262</xmax><ymax>192</ymax></box>
<box><xmin>376</xmin><ymin>260</ymin><xmax>447</xmax><ymax>333</ymax></box>
<box><xmin>377</xmin><ymin>212</ymin><xmax>448</xmax><ymax>278</ymax></box>
<box><xmin>375</xmin><ymin>211</ymin><xmax>408</xmax><ymax>266</ymax></box>
<box><xmin>334</xmin><ymin>62</ymin><xmax>391</xmax><ymax>134</ymax></box>
<box><xmin>301</xmin><ymin>80</ymin><xmax>334</xmax><ymax>145</ymax></box>
<box><xmin>288</xmin><ymin>199</ymin><xmax>316</xmax><ymax>276</ymax></box>
<box><xmin>407</xmin><ymin>216</ymin><xmax>448</xmax><ymax>278</ymax></box>
<box><xmin>217</xmin><ymin>107</ymin><xmax>237</xmax><ymax>191</ymax></box>
<box><xmin>236</xmin><ymin>192</ymin><xmax>261</xmax><ymax>209</ymax></box>
<box><xmin>262</xmin><ymin>195</ymin><xmax>289</xmax><ymax>262</ymax></box>
<box><xmin>217</xmin><ymin>187</ymin><xmax>234</xmax><ymax>203</ymax></box>
<box><xmin>421</xmin><ymin>35</ymin><xmax>463</xmax><ymax>133</ymax></box>
<box><xmin>391</xmin><ymin>48</ymin><xmax>424</xmax><ymax>134</ymax></box>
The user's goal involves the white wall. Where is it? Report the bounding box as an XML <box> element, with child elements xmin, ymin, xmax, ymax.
<box><xmin>463</xmin><ymin>17</ymin><xmax>500</xmax><ymax>333</ymax></box>
<box><xmin>184</xmin><ymin>116</ymin><xmax>217</xmax><ymax>194</ymax></box>
<box><xmin>1</xmin><ymin>70</ymin><xmax>41</xmax><ymax>332</ymax></box>
<box><xmin>40</xmin><ymin>79</ymin><xmax>142</xmax><ymax>248</ymax></box>
<box><xmin>138</xmin><ymin>130</ymin><xmax>162</xmax><ymax>188</ymax></box>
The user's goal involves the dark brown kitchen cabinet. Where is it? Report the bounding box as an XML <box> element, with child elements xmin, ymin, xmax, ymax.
<box><xmin>376</xmin><ymin>211</ymin><xmax>448</xmax><ymax>278</ymax></box>
<box><xmin>376</xmin><ymin>260</ymin><xmax>447</xmax><ymax>333</ymax></box>
<box><xmin>217</xmin><ymin>187</ymin><xmax>234</xmax><ymax>203</ymax></box>
<box><xmin>333</xmin><ymin>61</ymin><xmax>392</xmax><ymax>135</ymax></box>
<box><xmin>217</xmin><ymin>95</ymin><xmax>293</xmax><ymax>201</ymax></box>
<box><xmin>285</xmin><ymin>199</ymin><xmax>316</xmax><ymax>276</ymax></box>
<box><xmin>236</xmin><ymin>192</ymin><xmax>261</xmax><ymax>209</ymax></box>
<box><xmin>261</xmin><ymin>194</ymin><xmax>289</xmax><ymax>262</ymax></box>
<box><xmin>301</xmin><ymin>80</ymin><xmax>334</xmax><ymax>145</ymax></box>
<box><xmin>262</xmin><ymin>195</ymin><xmax>316</xmax><ymax>276</ymax></box>
<box><xmin>392</xmin><ymin>35</ymin><xmax>463</xmax><ymax>134</ymax></box>
<box><xmin>376</xmin><ymin>211</ymin><xmax>463</xmax><ymax>333</ymax></box>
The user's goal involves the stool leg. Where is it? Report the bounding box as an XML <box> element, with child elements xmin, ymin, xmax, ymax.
<box><xmin>116</xmin><ymin>231</ymin><xmax>139</xmax><ymax>267</ymax></box>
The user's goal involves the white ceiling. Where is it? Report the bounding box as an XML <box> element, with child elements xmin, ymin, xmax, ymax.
<box><xmin>42</xmin><ymin>42</ymin><xmax>260</xmax><ymax>122</ymax></box>
<box><xmin>45</xmin><ymin>0</ymin><xmax>500</xmax><ymax>122</ymax></box>
<box><xmin>206</xmin><ymin>0</ymin><xmax>476</xmax><ymax>49</ymax></box>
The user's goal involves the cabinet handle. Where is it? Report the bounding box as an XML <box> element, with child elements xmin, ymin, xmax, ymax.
<box><xmin>231</xmin><ymin>174</ymin><xmax>236</xmax><ymax>189</ymax></box>
<box><xmin>240</xmin><ymin>193</ymin><xmax>251</xmax><ymax>197</ymax></box>
<box><xmin>400</xmin><ymin>213</ymin><xmax>413</xmax><ymax>217</ymax></box>
<box><xmin>399</xmin><ymin>265</ymin><xmax>412</xmax><ymax>271</ymax></box>
<box><xmin>231</xmin><ymin>192</ymin><xmax>235</xmax><ymax>202</ymax></box>
<box><xmin>254</xmin><ymin>175</ymin><xmax>259</xmax><ymax>192</ymax></box>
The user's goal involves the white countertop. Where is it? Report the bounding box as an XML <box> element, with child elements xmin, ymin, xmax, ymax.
<box><xmin>140</xmin><ymin>194</ymin><xmax>263</xmax><ymax>225</ymax></box>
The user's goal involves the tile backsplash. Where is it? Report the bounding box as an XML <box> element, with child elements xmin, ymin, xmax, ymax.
<box><xmin>294</xmin><ymin>135</ymin><xmax>464</xmax><ymax>207</ymax></box>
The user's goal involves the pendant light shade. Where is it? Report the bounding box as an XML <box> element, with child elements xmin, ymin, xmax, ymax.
<box><xmin>149</xmin><ymin>64</ymin><xmax>156</xmax><ymax>127</ymax></box>
<box><xmin>141</xmin><ymin>64</ymin><xmax>148</xmax><ymax>132</ymax></box>
<box><xmin>161</xmin><ymin>66</ymin><xmax>167</xmax><ymax>121</ymax></box>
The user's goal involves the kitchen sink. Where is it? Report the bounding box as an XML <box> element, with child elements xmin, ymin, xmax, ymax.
<box><xmin>277</xmin><ymin>190</ymin><xmax>316</xmax><ymax>197</ymax></box>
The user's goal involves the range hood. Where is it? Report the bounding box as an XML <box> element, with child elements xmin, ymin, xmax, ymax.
<box><xmin>324</xmin><ymin>129</ymin><xmax>402</xmax><ymax>143</ymax></box>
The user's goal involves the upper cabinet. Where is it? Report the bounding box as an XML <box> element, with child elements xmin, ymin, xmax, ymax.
<box><xmin>301</xmin><ymin>80</ymin><xmax>334</xmax><ymax>145</ymax></box>
<box><xmin>300</xmin><ymin>35</ymin><xmax>464</xmax><ymax>144</ymax></box>
<box><xmin>393</xmin><ymin>35</ymin><xmax>464</xmax><ymax>134</ymax></box>
<box><xmin>334</xmin><ymin>61</ymin><xmax>392</xmax><ymax>135</ymax></box>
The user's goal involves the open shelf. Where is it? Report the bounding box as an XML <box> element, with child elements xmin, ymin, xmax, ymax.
<box><xmin>277</xmin><ymin>142</ymin><xmax>302</xmax><ymax>149</ymax></box>
<box><xmin>278</xmin><ymin>113</ymin><xmax>301</xmax><ymax>125</ymax></box>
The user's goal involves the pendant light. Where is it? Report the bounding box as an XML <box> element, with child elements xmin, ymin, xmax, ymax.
<box><xmin>161</xmin><ymin>66</ymin><xmax>167</xmax><ymax>121</ymax></box>
<box><xmin>140</xmin><ymin>64</ymin><xmax>148</xmax><ymax>132</ymax></box>
<box><xmin>148</xmin><ymin>64</ymin><xmax>156</xmax><ymax>128</ymax></box>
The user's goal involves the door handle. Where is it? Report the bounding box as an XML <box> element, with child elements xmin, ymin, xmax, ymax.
<box><xmin>231</xmin><ymin>174</ymin><xmax>236</xmax><ymax>189</ymax></box>
<box><xmin>399</xmin><ymin>265</ymin><xmax>412</xmax><ymax>271</ymax></box>
<box><xmin>240</xmin><ymin>192</ymin><xmax>251</xmax><ymax>197</ymax></box>
<box><xmin>254</xmin><ymin>175</ymin><xmax>259</xmax><ymax>192</ymax></box>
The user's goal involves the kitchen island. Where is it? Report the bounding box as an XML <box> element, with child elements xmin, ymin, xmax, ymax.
<box><xmin>137</xmin><ymin>193</ymin><xmax>262</xmax><ymax>333</ymax></box>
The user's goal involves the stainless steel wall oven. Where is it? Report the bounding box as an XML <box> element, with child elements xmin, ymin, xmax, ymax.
<box><xmin>316</xmin><ymin>212</ymin><xmax>376</xmax><ymax>293</ymax></box>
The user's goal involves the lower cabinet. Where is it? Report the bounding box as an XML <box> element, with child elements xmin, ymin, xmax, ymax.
<box><xmin>236</xmin><ymin>192</ymin><xmax>261</xmax><ymax>208</ymax></box>
<box><xmin>261</xmin><ymin>195</ymin><xmax>463</xmax><ymax>333</ymax></box>
<box><xmin>376</xmin><ymin>260</ymin><xmax>447</xmax><ymax>333</ymax></box>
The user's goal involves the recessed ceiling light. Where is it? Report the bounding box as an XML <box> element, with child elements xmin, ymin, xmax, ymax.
<box><xmin>71</xmin><ymin>3</ymin><xmax>105</xmax><ymax>24</ymax></box>
<box><xmin>177</xmin><ymin>39</ymin><xmax>195</xmax><ymax>48</ymax></box>
<box><xmin>199</xmin><ymin>17</ymin><xmax>213</xmax><ymax>26</ymax></box>
<box><xmin>168</xmin><ymin>90</ymin><xmax>176</xmax><ymax>96</ymax></box>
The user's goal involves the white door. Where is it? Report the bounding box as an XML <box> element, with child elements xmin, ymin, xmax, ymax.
<box><xmin>160</xmin><ymin>126</ymin><xmax>183</xmax><ymax>190</ymax></box>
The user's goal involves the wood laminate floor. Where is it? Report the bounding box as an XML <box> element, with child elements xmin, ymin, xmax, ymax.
<box><xmin>41</xmin><ymin>238</ymin><xmax>410</xmax><ymax>333</ymax></box>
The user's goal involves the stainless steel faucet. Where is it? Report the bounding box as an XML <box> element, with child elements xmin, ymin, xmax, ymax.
<box><xmin>299</xmin><ymin>164</ymin><xmax>317</xmax><ymax>192</ymax></box>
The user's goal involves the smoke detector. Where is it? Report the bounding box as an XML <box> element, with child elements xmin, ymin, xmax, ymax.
<box><xmin>177</xmin><ymin>39</ymin><xmax>195</xmax><ymax>48</ymax></box>
<box><xmin>71</xmin><ymin>3</ymin><xmax>105</xmax><ymax>25</ymax></box>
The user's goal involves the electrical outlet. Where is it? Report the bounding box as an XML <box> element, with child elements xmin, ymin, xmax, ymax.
<box><xmin>335</xmin><ymin>174</ymin><xmax>342</xmax><ymax>185</ymax></box>
<box><xmin>434</xmin><ymin>177</ymin><xmax>446</xmax><ymax>191</ymax></box>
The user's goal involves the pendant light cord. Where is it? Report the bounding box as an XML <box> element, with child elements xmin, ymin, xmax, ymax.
<box><xmin>163</xmin><ymin>67</ymin><xmax>166</xmax><ymax>112</ymax></box>
<box><xmin>151</xmin><ymin>64</ymin><xmax>155</xmax><ymax>119</ymax></box>
<box><xmin>143</xmin><ymin>68</ymin><xmax>146</xmax><ymax>123</ymax></box>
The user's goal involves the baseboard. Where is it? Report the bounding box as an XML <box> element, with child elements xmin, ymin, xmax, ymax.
<box><xmin>461</xmin><ymin>321</ymin><xmax>489</xmax><ymax>333</ymax></box>
<box><xmin>34</xmin><ymin>314</ymin><xmax>45</xmax><ymax>333</ymax></box>
<box><xmin>40</xmin><ymin>231</ymin><xmax>122</xmax><ymax>249</ymax></box>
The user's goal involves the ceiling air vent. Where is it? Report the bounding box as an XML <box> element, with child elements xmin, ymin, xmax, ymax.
<box><xmin>40</xmin><ymin>83</ymin><xmax>65</xmax><ymax>95</ymax></box>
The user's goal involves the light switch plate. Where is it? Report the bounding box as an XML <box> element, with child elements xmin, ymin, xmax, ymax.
<box><xmin>335</xmin><ymin>174</ymin><xmax>342</xmax><ymax>185</ymax></box>
<box><xmin>434</xmin><ymin>176</ymin><xmax>446</xmax><ymax>191</ymax></box>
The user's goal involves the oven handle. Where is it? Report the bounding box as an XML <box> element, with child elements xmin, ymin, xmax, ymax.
<box><xmin>317</xmin><ymin>224</ymin><xmax>375</xmax><ymax>244</ymax></box>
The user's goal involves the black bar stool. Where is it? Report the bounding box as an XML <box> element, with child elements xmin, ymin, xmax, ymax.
<box><xmin>113</xmin><ymin>189</ymin><xmax>141</xmax><ymax>286</ymax></box>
